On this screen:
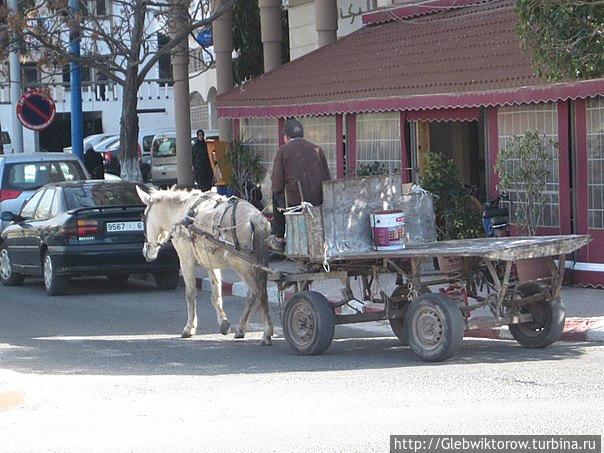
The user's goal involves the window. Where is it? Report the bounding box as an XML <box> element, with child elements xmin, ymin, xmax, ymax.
<box><xmin>158</xmin><ymin>33</ymin><xmax>174</xmax><ymax>85</ymax></box>
<box><xmin>142</xmin><ymin>135</ymin><xmax>155</xmax><ymax>154</ymax></box>
<box><xmin>62</xmin><ymin>64</ymin><xmax>92</xmax><ymax>87</ymax></box>
<box><xmin>3</xmin><ymin>161</ymin><xmax>86</xmax><ymax>191</ymax></box>
<box><xmin>497</xmin><ymin>103</ymin><xmax>559</xmax><ymax>227</ymax></box>
<box><xmin>20</xmin><ymin>190</ymin><xmax>45</xmax><ymax>219</ymax></box>
<box><xmin>22</xmin><ymin>63</ymin><xmax>39</xmax><ymax>84</ymax></box>
<box><xmin>34</xmin><ymin>190</ymin><xmax>56</xmax><ymax>220</ymax></box>
<box><xmin>96</xmin><ymin>0</ymin><xmax>106</xmax><ymax>16</ymax></box>
<box><xmin>587</xmin><ymin>97</ymin><xmax>604</xmax><ymax>229</ymax></box>
<box><xmin>356</xmin><ymin>112</ymin><xmax>401</xmax><ymax>175</ymax></box>
<box><xmin>152</xmin><ymin>136</ymin><xmax>176</xmax><ymax>158</ymax></box>
<box><xmin>299</xmin><ymin>116</ymin><xmax>337</xmax><ymax>176</ymax></box>
<box><xmin>64</xmin><ymin>183</ymin><xmax>143</xmax><ymax>210</ymax></box>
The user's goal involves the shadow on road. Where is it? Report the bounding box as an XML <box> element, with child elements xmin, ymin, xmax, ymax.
<box><xmin>0</xmin><ymin>277</ymin><xmax>597</xmax><ymax>377</ymax></box>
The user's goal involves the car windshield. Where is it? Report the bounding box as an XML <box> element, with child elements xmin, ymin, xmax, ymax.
<box><xmin>152</xmin><ymin>136</ymin><xmax>176</xmax><ymax>157</ymax></box>
<box><xmin>63</xmin><ymin>183</ymin><xmax>143</xmax><ymax>210</ymax></box>
<box><xmin>3</xmin><ymin>161</ymin><xmax>86</xmax><ymax>191</ymax></box>
<box><xmin>142</xmin><ymin>135</ymin><xmax>154</xmax><ymax>153</ymax></box>
<box><xmin>95</xmin><ymin>137</ymin><xmax>119</xmax><ymax>151</ymax></box>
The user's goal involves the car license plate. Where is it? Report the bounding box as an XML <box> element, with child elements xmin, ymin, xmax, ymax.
<box><xmin>106</xmin><ymin>221</ymin><xmax>144</xmax><ymax>232</ymax></box>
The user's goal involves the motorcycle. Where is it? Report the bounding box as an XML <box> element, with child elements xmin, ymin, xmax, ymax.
<box><xmin>482</xmin><ymin>192</ymin><xmax>510</xmax><ymax>237</ymax></box>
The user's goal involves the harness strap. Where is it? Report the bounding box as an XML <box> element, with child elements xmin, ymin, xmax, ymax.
<box><xmin>214</xmin><ymin>197</ymin><xmax>241</xmax><ymax>250</ymax></box>
<box><xmin>230</xmin><ymin>198</ymin><xmax>241</xmax><ymax>250</ymax></box>
<box><xmin>182</xmin><ymin>193</ymin><xmax>219</xmax><ymax>227</ymax></box>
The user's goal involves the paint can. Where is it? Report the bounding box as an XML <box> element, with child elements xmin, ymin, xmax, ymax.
<box><xmin>370</xmin><ymin>210</ymin><xmax>405</xmax><ymax>251</ymax></box>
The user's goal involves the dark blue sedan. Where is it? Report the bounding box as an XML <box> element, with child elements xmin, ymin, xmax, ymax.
<box><xmin>0</xmin><ymin>180</ymin><xmax>180</xmax><ymax>295</ymax></box>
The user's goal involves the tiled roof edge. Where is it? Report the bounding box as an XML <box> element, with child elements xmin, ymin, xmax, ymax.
<box><xmin>217</xmin><ymin>78</ymin><xmax>604</xmax><ymax>119</ymax></box>
<box><xmin>362</xmin><ymin>0</ymin><xmax>491</xmax><ymax>25</ymax></box>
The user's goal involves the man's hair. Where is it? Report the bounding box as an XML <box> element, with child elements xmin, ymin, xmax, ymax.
<box><xmin>284</xmin><ymin>119</ymin><xmax>304</xmax><ymax>139</ymax></box>
<box><xmin>196</xmin><ymin>129</ymin><xmax>205</xmax><ymax>137</ymax></box>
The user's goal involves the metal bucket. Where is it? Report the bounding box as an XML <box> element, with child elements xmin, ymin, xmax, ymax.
<box><xmin>370</xmin><ymin>210</ymin><xmax>405</xmax><ymax>251</ymax></box>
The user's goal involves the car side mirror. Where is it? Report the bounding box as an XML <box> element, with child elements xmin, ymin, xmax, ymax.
<box><xmin>1</xmin><ymin>211</ymin><xmax>18</xmax><ymax>222</ymax></box>
<box><xmin>0</xmin><ymin>131</ymin><xmax>10</xmax><ymax>145</ymax></box>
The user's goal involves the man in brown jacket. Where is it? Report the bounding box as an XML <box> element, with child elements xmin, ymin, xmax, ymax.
<box><xmin>270</xmin><ymin>118</ymin><xmax>331</xmax><ymax>251</ymax></box>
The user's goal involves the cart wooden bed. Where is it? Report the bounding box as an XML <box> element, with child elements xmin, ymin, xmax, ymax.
<box><xmin>270</xmin><ymin>234</ymin><xmax>589</xmax><ymax>362</ymax></box>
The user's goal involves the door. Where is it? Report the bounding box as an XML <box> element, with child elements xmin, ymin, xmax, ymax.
<box><xmin>22</xmin><ymin>189</ymin><xmax>57</xmax><ymax>270</ymax></box>
<box><xmin>7</xmin><ymin>189</ymin><xmax>45</xmax><ymax>270</ymax></box>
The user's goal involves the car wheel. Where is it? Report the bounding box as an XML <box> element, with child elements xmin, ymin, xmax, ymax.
<box><xmin>43</xmin><ymin>253</ymin><xmax>68</xmax><ymax>296</ymax></box>
<box><xmin>0</xmin><ymin>244</ymin><xmax>24</xmax><ymax>286</ymax></box>
<box><xmin>154</xmin><ymin>269</ymin><xmax>180</xmax><ymax>290</ymax></box>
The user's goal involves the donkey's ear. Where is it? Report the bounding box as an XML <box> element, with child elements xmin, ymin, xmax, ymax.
<box><xmin>136</xmin><ymin>185</ymin><xmax>151</xmax><ymax>205</ymax></box>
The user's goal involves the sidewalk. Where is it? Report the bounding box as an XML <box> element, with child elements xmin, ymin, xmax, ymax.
<box><xmin>195</xmin><ymin>259</ymin><xmax>604</xmax><ymax>343</ymax></box>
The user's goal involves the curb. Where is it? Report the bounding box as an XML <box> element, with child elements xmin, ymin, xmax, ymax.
<box><xmin>195</xmin><ymin>275</ymin><xmax>604</xmax><ymax>343</ymax></box>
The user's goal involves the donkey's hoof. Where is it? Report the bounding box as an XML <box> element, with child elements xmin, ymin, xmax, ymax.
<box><xmin>261</xmin><ymin>336</ymin><xmax>272</xmax><ymax>346</ymax></box>
<box><xmin>234</xmin><ymin>329</ymin><xmax>245</xmax><ymax>339</ymax></box>
<box><xmin>181</xmin><ymin>328</ymin><xmax>195</xmax><ymax>338</ymax></box>
<box><xmin>220</xmin><ymin>320</ymin><xmax>231</xmax><ymax>336</ymax></box>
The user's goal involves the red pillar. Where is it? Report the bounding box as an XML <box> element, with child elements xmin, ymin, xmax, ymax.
<box><xmin>232</xmin><ymin>118</ymin><xmax>240</xmax><ymax>141</ymax></box>
<box><xmin>575</xmin><ymin>99</ymin><xmax>588</xmax><ymax>262</ymax></box>
<box><xmin>400</xmin><ymin>111</ymin><xmax>410</xmax><ymax>183</ymax></box>
<box><xmin>335</xmin><ymin>113</ymin><xmax>344</xmax><ymax>179</ymax></box>
<box><xmin>557</xmin><ymin>101</ymin><xmax>571</xmax><ymax>235</ymax></box>
<box><xmin>486</xmin><ymin>106</ymin><xmax>499</xmax><ymax>196</ymax></box>
<box><xmin>346</xmin><ymin>113</ymin><xmax>357</xmax><ymax>176</ymax></box>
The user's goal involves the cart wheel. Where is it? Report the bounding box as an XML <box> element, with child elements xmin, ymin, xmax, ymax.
<box><xmin>283</xmin><ymin>291</ymin><xmax>335</xmax><ymax>355</ymax></box>
<box><xmin>509</xmin><ymin>283</ymin><xmax>565</xmax><ymax>348</ymax></box>
<box><xmin>405</xmin><ymin>294</ymin><xmax>465</xmax><ymax>362</ymax></box>
<box><xmin>389</xmin><ymin>285</ymin><xmax>431</xmax><ymax>346</ymax></box>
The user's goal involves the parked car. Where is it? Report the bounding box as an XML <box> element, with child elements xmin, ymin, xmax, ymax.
<box><xmin>150</xmin><ymin>130</ymin><xmax>218</xmax><ymax>187</ymax></box>
<box><xmin>0</xmin><ymin>153</ymin><xmax>88</xmax><ymax>233</ymax></box>
<box><xmin>0</xmin><ymin>180</ymin><xmax>180</xmax><ymax>295</ymax></box>
<box><xmin>91</xmin><ymin>136</ymin><xmax>145</xmax><ymax>178</ymax></box>
<box><xmin>63</xmin><ymin>133</ymin><xmax>115</xmax><ymax>154</ymax></box>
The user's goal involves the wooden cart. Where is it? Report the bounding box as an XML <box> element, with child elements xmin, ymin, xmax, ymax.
<box><xmin>272</xmin><ymin>176</ymin><xmax>589</xmax><ymax>362</ymax></box>
<box><xmin>272</xmin><ymin>235</ymin><xmax>588</xmax><ymax>362</ymax></box>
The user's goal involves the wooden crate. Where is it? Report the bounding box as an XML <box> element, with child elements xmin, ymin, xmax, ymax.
<box><xmin>285</xmin><ymin>206</ymin><xmax>325</xmax><ymax>261</ymax></box>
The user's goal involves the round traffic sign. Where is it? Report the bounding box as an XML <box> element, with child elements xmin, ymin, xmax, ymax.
<box><xmin>16</xmin><ymin>90</ymin><xmax>56</xmax><ymax>131</ymax></box>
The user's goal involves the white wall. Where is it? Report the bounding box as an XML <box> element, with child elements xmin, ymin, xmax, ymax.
<box><xmin>289</xmin><ymin>0</ymin><xmax>383</xmax><ymax>60</ymax></box>
<box><xmin>0</xmin><ymin>83</ymin><xmax>175</xmax><ymax>152</ymax></box>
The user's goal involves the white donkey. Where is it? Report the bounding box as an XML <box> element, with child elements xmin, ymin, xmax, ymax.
<box><xmin>136</xmin><ymin>187</ymin><xmax>274</xmax><ymax>345</ymax></box>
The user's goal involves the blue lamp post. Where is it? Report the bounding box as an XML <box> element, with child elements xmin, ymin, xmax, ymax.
<box><xmin>69</xmin><ymin>0</ymin><xmax>84</xmax><ymax>161</ymax></box>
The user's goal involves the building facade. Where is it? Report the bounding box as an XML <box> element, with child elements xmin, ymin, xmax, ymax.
<box><xmin>216</xmin><ymin>0</ymin><xmax>604</xmax><ymax>287</ymax></box>
<box><xmin>0</xmin><ymin>0</ymin><xmax>176</xmax><ymax>153</ymax></box>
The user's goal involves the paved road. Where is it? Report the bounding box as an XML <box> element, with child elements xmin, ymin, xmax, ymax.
<box><xmin>0</xmin><ymin>277</ymin><xmax>603</xmax><ymax>452</ymax></box>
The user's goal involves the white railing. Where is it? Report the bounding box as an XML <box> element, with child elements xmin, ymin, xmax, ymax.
<box><xmin>0</xmin><ymin>80</ymin><xmax>174</xmax><ymax>104</ymax></box>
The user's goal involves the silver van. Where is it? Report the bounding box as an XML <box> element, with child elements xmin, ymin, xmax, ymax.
<box><xmin>150</xmin><ymin>130</ymin><xmax>218</xmax><ymax>187</ymax></box>
<box><xmin>0</xmin><ymin>153</ymin><xmax>88</xmax><ymax>233</ymax></box>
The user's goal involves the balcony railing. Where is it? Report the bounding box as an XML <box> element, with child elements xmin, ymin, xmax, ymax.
<box><xmin>0</xmin><ymin>79</ymin><xmax>174</xmax><ymax>105</ymax></box>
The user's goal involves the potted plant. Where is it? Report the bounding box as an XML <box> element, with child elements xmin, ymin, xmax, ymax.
<box><xmin>224</xmin><ymin>136</ymin><xmax>267</xmax><ymax>210</ymax></box>
<box><xmin>421</xmin><ymin>153</ymin><xmax>483</xmax><ymax>273</ymax></box>
<box><xmin>495</xmin><ymin>130</ymin><xmax>555</xmax><ymax>282</ymax></box>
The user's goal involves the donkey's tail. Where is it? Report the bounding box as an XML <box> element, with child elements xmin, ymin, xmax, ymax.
<box><xmin>251</xmin><ymin>215</ymin><xmax>271</xmax><ymax>267</ymax></box>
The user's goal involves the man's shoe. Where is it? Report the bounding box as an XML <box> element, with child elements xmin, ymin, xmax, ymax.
<box><xmin>268</xmin><ymin>236</ymin><xmax>285</xmax><ymax>252</ymax></box>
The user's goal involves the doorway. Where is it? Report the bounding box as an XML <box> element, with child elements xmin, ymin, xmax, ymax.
<box><xmin>413</xmin><ymin>120</ymin><xmax>485</xmax><ymax>200</ymax></box>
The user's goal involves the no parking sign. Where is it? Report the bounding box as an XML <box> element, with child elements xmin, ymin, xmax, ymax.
<box><xmin>16</xmin><ymin>90</ymin><xmax>56</xmax><ymax>131</ymax></box>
